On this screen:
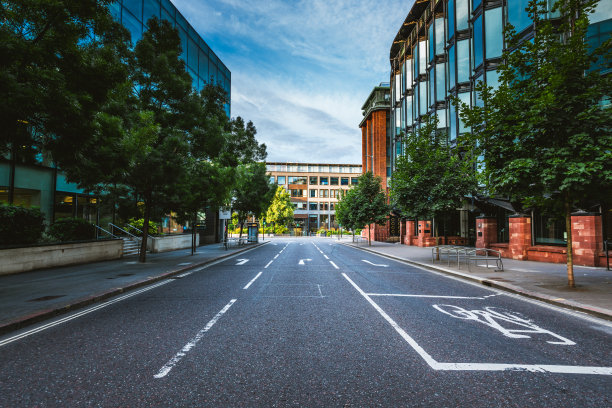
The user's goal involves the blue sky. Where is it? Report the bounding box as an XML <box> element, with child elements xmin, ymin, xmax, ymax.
<box><xmin>171</xmin><ymin>0</ymin><xmax>412</xmax><ymax>164</ymax></box>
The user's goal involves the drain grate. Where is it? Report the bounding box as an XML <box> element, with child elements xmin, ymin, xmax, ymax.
<box><xmin>29</xmin><ymin>295</ymin><xmax>65</xmax><ymax>302</ymax></box>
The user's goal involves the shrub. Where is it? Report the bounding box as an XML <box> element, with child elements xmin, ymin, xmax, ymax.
<box><xmin>274</xmin><ymin>225</ymin><xmax>288</xmax><ymax>234</ymax></box>
<box><xmin>49</xmin><ymin>218</ymin><xmax>96</xmax><ymax>242</ymax></box>
<box><xmin>125</xmin><ymin>218</ymin><xmax>158</xmax><ymax>235</ymax></box>
<box><xmin>0</xmin><ymin>204</ymin><xmax>46</xmax><ymax>245</ymax></box>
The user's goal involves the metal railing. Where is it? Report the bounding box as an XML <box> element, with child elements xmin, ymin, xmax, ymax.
<box><xmin>94</xmin><ymin>224</ymin><xmax>119</xmax><ymax>240</ymax></box>
<box><xmin>431</xmin><ymin>245</ymin><xmax>503</xmax><ymax>271</ymax></box>
<box><xmin>109</xmin><ymin>223</ymin><xmax>141</xmax><ymax>241</ymax></box>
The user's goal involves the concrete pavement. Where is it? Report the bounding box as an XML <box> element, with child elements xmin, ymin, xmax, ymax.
<box><xmin>341</xmin><ymin>237</ymin><xmax>612</xmax><ymax>320</ymax></box>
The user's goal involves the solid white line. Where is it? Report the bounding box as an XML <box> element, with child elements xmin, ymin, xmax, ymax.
<box><xmin>243</xmin><ymin>272</ymin><xmax>263</xmax><ymax>290</ymax></box>
<box><xmin>342</xmin><ymin>273</ymin><xmax>438</xmax><ymax>368</ymax></box>
<box><xmin>342</xmin><ymin>272</ymin><xmax>612</xmax><ymax>375</ymax></box>
<box><xmin>329</xmin><ymin>261</ymin><xmax>339</xmax><ymax>270</ymax></box>
<box><xmin>366</xmin><ymin>293</ymin><xmax>486</xmax><ymax>299</ymax></box>
<box><xmin>154</xmin><ymin>299</ymin><xmax>237</xmax><ymax>379</ymax></box>
<box><xmin>264</xmin><ymin>260</ymin><xmax>273</xmax><ymax>269</ymax></box>
<box><xmin>0</xmin><ymin>281</ymin><xmax>171</xmax><ymax>347</ymax></box>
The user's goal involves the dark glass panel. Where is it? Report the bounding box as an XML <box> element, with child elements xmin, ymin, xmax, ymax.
<box><xmin>187</xmin><ymin>38</ymin><xmax>198</xmax><ymax>72</ymax></box>
<box><xmin>429</xmin><ymin>23</ymin><xmax>435</xmax><ymax>63</ymax></box>
<box><xmin>473</xmin><ymin>14</ymin><xmax>483</xmax><ymax>69</ymax></box>
<box><xmin>448</xmin><ymin>0</ymin><xmax>455</xmax><ymax>40</ymax></box>
<box><xmin>429</xmin><ymin>67</ymin><xmax>435</xmax><ymax>108</ymax></box>
<box><xmin>178</xmin><ymin>27</ymin><xmax>188</xmax><ymax>61</ymax></box>
<box><xmin>161</xmin><ymin>6</ymin><xmax>174</xmax><ymax>24</ymax></box>
<box><xmin>449</xmin><ymin>44</ymin><xmax>456</xmax><ymax>90</ymax></box>
<box><xmin>143</xmin><ymin>0</ymin><xmax>160</xmax><ymax>24</ymax></box>
<box><xmin>109</xmin><ymin>3</ymin><xmax>121</xmax><ymax>20</ymax></box>
<box><xmin>473</xmin><ymin>0</ymin><xmax>481</xmax><ymax>12</ymax></box>
<box><xmin>123</xmin><ymin>0</ymin><xmax>142</xmax><ymax>21</ymax></box>
<box><xmin>508</xmin><ymin>0</ymin><xmax>531</xmax><ymax>32</ymax></box>
<box><xmin>199</xmin><ymin>51</ymin><xmax>209</xmax><ymax>83</ymax></box>
<box><xmin>121</xmin><ymin>8</ymin><xmax>142</xmax><ymax>45</ymax></box>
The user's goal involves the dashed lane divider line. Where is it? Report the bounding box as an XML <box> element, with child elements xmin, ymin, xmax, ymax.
<box><xmin>243</xmin><ymin>272</ymin><xmax>263</xmax><ymax>290</ymax></box>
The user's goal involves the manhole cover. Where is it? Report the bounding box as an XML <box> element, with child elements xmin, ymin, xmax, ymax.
<box><xmin>29</xmin><ymin>295</ymin><xmax>65</xmax><ymax>302</ymax></box>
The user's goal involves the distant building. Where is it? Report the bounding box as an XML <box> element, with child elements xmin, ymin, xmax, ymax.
<box><xmin>266</xmin><ymin>162</ymin><xmax>362</xmax><ymax>234</ymax></box>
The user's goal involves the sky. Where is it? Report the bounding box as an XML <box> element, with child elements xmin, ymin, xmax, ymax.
<box><xmin>171</xmin><ymin>0</ymin><xmax>412</xmax><ymax>165</ymax></box>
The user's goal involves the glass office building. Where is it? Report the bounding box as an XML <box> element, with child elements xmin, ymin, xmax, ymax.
<box><xmin>110</xmin><ymin>0</ymin><xmax>231</xmax><ymax>117</ymax></box>
<box><xmin>388</xmin><ymin>0</ymin><xmax>611</xmax><ymax>248</ymax></box>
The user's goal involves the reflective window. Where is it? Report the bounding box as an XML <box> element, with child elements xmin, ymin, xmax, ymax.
<box><xmin>320</xmin><ymin>177</ymin><xmax>329</xmax><ymax>185</ymax></box>
<box><xmin>199</xmin><ymin>51</ymin><xmax>209</xmax><ymax>83</ymax></box>
<box><xmin>449</xmin><ymin>44</ymin><xmax>456</xmax><ymax>90</ymax></box>
<box><xmin>419</xmin><ymin>40</ymin><xmax>427</xmax><ymax>74</ymax></box>
<box><xmin>178</xmin><ymin>27</ymin><xmax>188</xmax><ymax>61</ymax></box>
<box><xmin>341</xmin><ymin>177</ymin><xmax>349</xmax><ymax>186</ymax></box>
<box><xmin>309</xmin><ymin>203</ymin><xmax>318</xmax><ymax>211</ymax></box>
<box><xmin>269</xmin><ymin>176</ymin><xmax>275</xmax><ymax>184</ymax></box>
<box><xmin>473</xmin><ymin>0</ymin><xmax>481</xmax><ymax>12</ymax></box>
<box><xmin>508</xmin><ymin>0</ymin><xmax>531</xmax><ymax>33</ymax></box>
<box><xmin>288</xmin><ymin>176</ymin><xmax>307</xmax><ymax>185</ymax></box>
<box><xmin>187</xmin><ymin>38</ymin><xmax>198</xmax><ymax>72</ymax></box>
<box><xmin>310</xmin><ymin>189</ymin><xmax>317</xmax><ymax>198</ymax></box>
<box><xmin>458</xmin><ymin>92</ymin><xmax>470</xmax><ymax>133</ymax></box>
<box><xmin>401</xmin><ymin>99</ymin><xmax>406</xmax><ymax>129</ymax></box>
<box><xmin>143</xmin><ymin>0</ymin><xmax>160</xmax><ymax>23</ymax></box>
<box><xmin>435</xmin><ymin>18</ymin><xmax>445</xmax><ymax>55</ymax></box>
<box><xmin>435</xmin><ymin>63</ymin><xmax>446</xmax><ymax>101</ymax></box>
<box><xmin>330</xmin><ymin>177</ymin><xmax>339</xmax><ymax>186</ymax></box>
<box><xmin>429</xmin><ymin>67</ymin><xmax>435</xmax><ymax>108</ymax></box>
<box><xmin>448</xmin><ymin>0</ymin><xmax>455</xmax><ymax>40</ymax></box>
<box><xmin>414</xmin><ymin>82</ymin><xmax>419</xmax><ymax>115</ymax></box>
<box><xmin>449</xmin><ymin>102</ymin><xmax>457</xmax><ymax>141</ymax></box>
<box><xmin>309</xmin><ymin>176</ymin><xmax>318</xmax><ymax>185</ymax></box>
<box><xmin>473</xmin><ymin>75</ymin><xmax>484</xmax><ymax>107</ymax></box>
<box><xmin>122</xmin><ymin>8</ymin><xmax>142</xmax><ymax>44</ymax></box>
<box><xmin>123</xmin><ymin>0</ymin><xmax>143</xmax><ymax>20</ymax></box>
<box><xmin>419</xmin><ymin>80</ymin><xmax>428</xmax><ymax>116</ymax></box>
<box><xmin>413</xmin><ymin>45</ymin><xmax>419</xmax><ymax>76</ymax></box>
<box><xmin>405</xmin><ymin>59</ymin><xmax>413</xmax><ymax>90</ymax></box>
<box><xmin>485</xmin><ymin>8</ymin><xmax>503</xmax><ymax>59</ymax></box>
<box><xmin>277</xmin><ymin>176</ymin><xmax>286</xmax><ymax>185</ymax></box>
<box><xmin>437</xmin><ymin>107</ymin><xmax>447</xmax><ymax>129</ymax></box>
<box><xmin>456</xmin><ymin>0</ymin><xmax>469</xmax><ymax>31</ymax></box>
<box><xmin>351</xmin><ymin>177</ymin><xmax>358</xmax><ymax>185</ymax></box>
<box><xmin>429</xmin><ymin>23</ymin><xmax>435</xmax><ymax>63</ymax></box>
<box><xmin>486</xmin><ymin>69</ymin><xmax>501</xmax><ymax>91</ymax></box>
<box><xmin>406</xmin><ymin>95</ymin><xmax>413</xmax><ymax>125</ymax></box>
<box><xmin>473</xmin><ymin>15</ymin><xmax>483</xmax><ymax>69</ymax></box>
<box><xmin>457</xmin><ymin>39</ymin><xmax>470</xmax><ymax>83</ymax></box>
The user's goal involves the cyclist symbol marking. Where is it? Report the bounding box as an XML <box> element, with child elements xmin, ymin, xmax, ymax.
<box><xmin>433</xmin><ymin>304</ymin><xmax>576</xmax><ymax>345</ymax></box>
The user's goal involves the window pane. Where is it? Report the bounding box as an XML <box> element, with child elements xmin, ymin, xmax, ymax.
<box><xmin>436</xmin><ymin>63</ymin><xmax>446</xmax><ymax>101</ymax></box>
<box><xmin>429</xmin><ymin>23</ymin><xmax>435</xmax><ymax>63</ymax></box>
<box><xmin>309</xmin><ymin>176</ymin><xmax>318</xmax><ymax>185</ymax></box>
<box><xmin>448</xmin><ymin>0</ymin><xmax>455</xmax><ymax>40</ymax></box>
<box><xmin>310</xmin><ymin>189</ymin><xmax>317</xmax><ymax>197</ymax></box>
<box><xmin>449</xmin><ymin>44</ymin><xmax>456</xmax><ymax>90</ymax></box>
<box><xmin>406</xmin><ymin>94</ymin><xmax>413</xmax><ymax>124</ymax></box>
<box><xmin>457</xmin><ymin>39</ymin><xmax>470</xmax><ymax>83</ymax></box>
<box><xmin>405</xmin><ymin>59</ymin><xmax>413</xmax><ymax>90</ymax></box>
<box><xmin>437</xmin><ymin>107</ymin><xmax>447</xmax><ymax>129</ymax></box>
<box><xmin>419</xmin><ymin>81</ymin><xmax>427</xmax><ymax>115</ymax></box>
<box><xmin>123</xmin><ymin>0</ymin><xmax>142</xmax><ymax>21</ymax></box>
<box><xmin>288</xmin><ymin>176</ymin><xmax>307</xmax><ymax>185</ymax></box>
<box><xmin>473</xmin><ymin>0</ymin><xmax>481</xmax><ymax>11</ymax></box>
<box><xmin>419</xmin><ymin>40</ymin><xmax>427</xmax><ymax>74</ymax></box>
<box><xmin>485</xmin><ymin>7</ymin><xmax>503</xmax><ymax>59</ymax></box>
<box><xmin>277</xmin><ymin>176</ymin><xmax>285</xmax><ymax>185</ymax></box>
<box><xmin>199</xmin><ymin>51</ymin><xmax>209</xmax><ymax>83</ymax></box>
<box><xmin>449</xmin><ymin>101</ymin><xmax>457</xmax><ymax>141</ymax></box>
<box><xmin>508</xmin><ymin>0</ymin><xmax>531</xmax><ymax>33</ymax></box>
<box><xmin>320</xmin><ymin>177</ymin><xmax>328</xmax><ymax>185</ymax></box>
<box><xmin>340</xmin><ymin>177</ymin><xmax>349</xmax><ymax>186</ymax></box>
<box><xmin>458</xmin><ymin>92</ymin><xmax>470</xmax><ymax>133</ymax></box>
<box><xmin>456</xmin><ymin>0</ymin><xmax>468</xmax><ymax>31</ymax></box>
<box><xmin>473</xmin><ymin>15</ymin><xmax>483</xmax><ymax>69</ymax></box>
<box><xmin>486</xmin><ymin>69</ymin><xmax>501</xmax><ymax>90</ymax></box>
<box><xmin>429</xmin><ymin>68</ymin><xmax>435</xmax><ymax>108</ymax></box>
<box><xmin>122</xmin><ymin>8</ymin><xmax>142</xmax><ymax>44</ymax></box>
<box><xmin>435</xmin><ymin>18</ymin><xmax>445</xmax><ymax>55</ymax></box>
<box><xmin>143</xmin><ymin>0</ymin><xmax>160</xmax><ymax>24</ymax></box>
<box><xmin>330</xmin><ymin>177</ymin><xmax>339</xmax><ymax>185</ymax></box>
<box><xmin>351</xmin><ymin>177</ymin><xmax>358</xmax><ymax>185</ymax></box>
<box><xmin>187</xmin><ymin>38</ymin><xmax>198</xmax><ymax>72</ymax></box>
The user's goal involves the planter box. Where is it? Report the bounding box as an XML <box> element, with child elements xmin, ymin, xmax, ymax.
<box><xmin>149</xmin><ymin>234</ymin><xmax>199</xmax><ymax>253</ymax></box>
<box><xmin>0</xmin><ymin>239</ymin><xmax>123</xmax><ymax>276</ymax></box>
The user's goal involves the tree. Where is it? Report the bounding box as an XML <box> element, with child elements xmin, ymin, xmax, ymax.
<box><xmin>335</xmin><ymin>188</ymin><xmax>360</xmax><ymax>242</ymax></box>
<box><xmin>266</xmin><ymin>186</ymin><xmax>294</xmax><ymax>234</ymax></box>
<box><xmin>390</xmin><ymin>115</ymin><xmax>477</xmax><ymax>234</ymax></box>
<box><xmin>337</xmin><ymin>172</ymin><xmax>389</xmax><ymax>246</ymax></box>
<box><xmin>0</xmin><ymin>0</ymin><xmax>130</xmax><ymax>172</ymax></box>
<box><xmin>232</xmin><ymin>163</ymin><xmax>276</xmax><ymax>239</ymax></box>
<box><xmin>458</xmin><ymin>0</ymin><xmax>612</xmax><ymax>287</ymax></box>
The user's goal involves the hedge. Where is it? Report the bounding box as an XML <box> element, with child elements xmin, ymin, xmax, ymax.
<box><xmin>0</xmin><ymin>204</ymin><xmax>46</xmax><ymax>245</ymax></box>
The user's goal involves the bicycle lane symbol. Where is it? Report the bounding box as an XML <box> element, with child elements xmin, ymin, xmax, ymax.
<box><xmin>433</xmin><ymin>304</ymin><xmax>576</xmax><ymax>345</ymax></box>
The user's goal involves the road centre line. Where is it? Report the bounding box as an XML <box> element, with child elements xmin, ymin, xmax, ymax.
<box><xmin>329</xmin><ymin>261</ymin><xmax>339</xmax><ymax>270</ymax></box>
<box><xmin>274</xmin><ymin>254</ymin><xmax>279</xmax><ymax>259</ymax></box>
<box><xmin>342</xmin><ymin>273</ymin><xmax>612</xmax><ymax>375</ymax></box>
<box><xmin>0</xmin><ymin>280</ymin><xmax>171</xmax><ymax>347</ymax></box>
<box><xmin>323</xmin><ymin>254</ymin><xmax>329</xmax><ymax>259</ymax></box>
<box><xmin>243</xmin><ymin>272</ymin><xmax>263</xmax><ymax>290</ymax></box>
<box><xmin>264</xmin><ymin>260</ymin><xmax>273</xmax><ymax>269</ymax></box>
<box><xmin>366</xmin><ymin>293</ymin><xmax>488</xmax><ymax>299</ymax></box>
<box><xmin>154</xmin><ymin>299</ymin><xmax>237</xmax><ymax>379</ymax></box>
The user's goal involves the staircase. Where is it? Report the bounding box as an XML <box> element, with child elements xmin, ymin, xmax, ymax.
<box><xmin>122</xmin><ymin>238</ymin><xmax>140</xmax><ymax>257</ymax></box>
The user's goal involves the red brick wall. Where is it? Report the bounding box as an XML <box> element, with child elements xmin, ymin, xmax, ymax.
<box><xmin>476</xmin><ymin>217</ymin><xmax>497</xmax><ymax>249</ymax></box>
<box><xmin>371</xmin><ymin>110</ymin><xmax>388</xmax><ymax>188</ymax></box>
<box><xmin>405</xmin><ymin>220</ymin><xmax>415</xmax><ymax>245</ymax></box>
<box><xmin>509</xmin><ymin>216</ymin><xmax>531</xmax><ymax>260</ymax></box>
<box><xmin>361</xmin><ymin>125</ymin><xmax>367</xmax><ymax>173</ymax></box>
<box><xmin>571</xmin><ymin>214</ymin><xmax>603</xmax><ymax>267</ymax></box>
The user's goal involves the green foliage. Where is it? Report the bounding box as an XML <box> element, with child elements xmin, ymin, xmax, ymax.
<box><xmin>273</xmin><ymin>224</ymin><xmax>288</xmax><ymax>234</ymax></box>
<box><xmin>0</xmin><ymin>205</ymin><xmax>45</xmax><ymax>245</ymax></box>
<box><xmin>0</xmin><ymin>0</ymin><xmax>131</xmax><ymax>169</ymax></box>
<box><xmin>125</xmin><ymin>218</ymin><xmax>159</xmax><ymax>236</ymax></box>
<box><xmin>390</xmin><ymin>116</ymin><xmax>477</xmax><ymax>220</ymax></box>
<box><xmin>335</xmin><ymin>172</ymin><xmax>389</xmax><ymax>244</ymax></box>
<box><xmin>232</xmin><ymin>163</ymin><xmax>276</xmax><ymax>228</ymax></box>
<box><xmin>49</xmin><ymin>218</ymin><xmax>96</xmax><ymax>242</ymax></box>
<box><xmin>266</xmin><ymin>186</ymin><xmax>294</xmax><ymax>228</ymax></box>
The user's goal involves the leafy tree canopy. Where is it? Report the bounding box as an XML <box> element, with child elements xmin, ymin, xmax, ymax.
<box><xmin>266</xmin><ymin>186</ymin><xmax>294</xmax><ymax>228</ymax></box>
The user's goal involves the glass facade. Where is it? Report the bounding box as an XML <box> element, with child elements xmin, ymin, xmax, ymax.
<box><xmin>113</xmin><ymin>0</ymin><xmax>231</xmax><ymax>117</ymax></box>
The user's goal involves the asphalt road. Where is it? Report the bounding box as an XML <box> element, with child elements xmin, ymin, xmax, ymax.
<box><xmin>1</xmin><ymin>238</ymin><xmax>610</xmax><ymax>407</ymax></box>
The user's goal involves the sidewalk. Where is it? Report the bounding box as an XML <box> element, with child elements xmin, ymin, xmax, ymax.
<box><xmin>340</xmin><ymin>237</ymin><xmax>612</xmax><ymax>321</ymax></box>
<box><xmin>0</xmin><ymin>241</ymin><xmax>264</xmax><ymax>335</ymax></box>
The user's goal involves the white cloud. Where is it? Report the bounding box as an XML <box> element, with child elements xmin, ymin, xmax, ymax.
<box><xmin>172</xmin><ymin>0</ymin><xmax>412</xmax><ymax>163</ymax></box>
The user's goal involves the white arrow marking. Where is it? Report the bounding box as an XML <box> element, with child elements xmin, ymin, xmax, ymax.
<box><xmin>236</xmin><ymin>259</ymin><xmax>249</xmax><ymax>265</ymax></box>
<box><xmin>362</xmin><ymin>260</ymin><xmax>388</xmax><ymax>267</ymax></box>
<box><xmin>298</xmin><ymin>259</ymin><xmax>312</xmax><ymax>265</ymax></box>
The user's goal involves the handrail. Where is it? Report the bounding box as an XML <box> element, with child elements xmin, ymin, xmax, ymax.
<box><xmin>126</xmin><ymin>223</ymin><xmax>143</xmax><ymax>234</ymax></box>
<box><xmin>109</xmin><ymin>223</ymin><xmax>141</xmax><ymax>241</ymax></box>
<box><xmin>94</xmin><ymin>224</ymin><xmax>120</xmax><ymax>239</ymax></box>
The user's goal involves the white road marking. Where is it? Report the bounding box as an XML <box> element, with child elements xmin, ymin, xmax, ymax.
<box><xmin>329</xmin><ymin>261</ymin><xmax>339</xmax><ymax>270</ymax></box>
<box><xmin>299</xmin><ymin>259</ymin><xmax>312</xmax><ymax>265</ymax></box>
<box><xmin>264</xmin><ymin>260</ymin><xmax>273</xmax><ymax>269</ymax></box>
<box><xmin>362</xmin><ymin>260</ymin><xmax>388</xmax><ymax>267</ymax></box>
<box><xmin>323</xmin><ymin>255</ymin><xmax>329</xmax><ymax>259</ymax></box>
<box><xmin>177</xmin><ymin>272</ymin><xmax>193</xmax><ymax>278</ymax></box>
<box><xmin>154</xmin><ymin>299</ymin><xmax>237</xmax><ymax>379</ymax></box>
<box><xmin>178</xmin><ymin>262</ymin><xmax>192</xmax><ymax>266</ymax></box>
<box><xmin>243</xmin><ymin>272</ymin><xmax>263</xmax><ymax>289</ymax></box>
<box><xmin>367</xmin><ymin>293</ymin><xmax>487</xmax><ymax>299</ymax></box>
<box><xmin>0</xmin><ymin>281</ymin><xmax>171</xmax><ymax>347</ymax></box>
<box><xmin>342</xmin><ymin>273</ymin><xmax>612</xmax><ymax>375</ymax></box>
<box><xmin>235</xmin><ymin>259</ymin><xmax>249</xmax><ymax>265</ymax></box>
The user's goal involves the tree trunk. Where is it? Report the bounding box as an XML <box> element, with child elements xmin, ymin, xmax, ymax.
<box><xmin>368</xmin><ymin>224</ymin><xmax>371</xmax><ymax>246</ymax></box>
<box><xmin>565</xmin><ymin>194</ymin><xmax>575</xmax><ymax>288</ymax></box>
<box><xmin>139</xmin><ymin>195</ymin><xmax>151</xmax><ymax>263</ymax></box>
<box><xmin>239</xmin><ymin>221</ymin><xmax>244</xmax><ymax>240</ymax></box>
<box><xmin>191</xmin><ymin>213</ymin><xmax>197</xmax><ymax>255</ymax></box>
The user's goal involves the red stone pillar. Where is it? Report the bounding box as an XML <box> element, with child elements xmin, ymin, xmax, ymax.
<box><xmin>417</xmin><ymin>220</ymin><xmax>435</xmax><ymax>247</ymax></box>
<box><xmin>405</xmin><ymin>220</ymin><xmax>415</xmax><ymax>245</ymax></box>
<box><xmin>509</xmin><ymin>215</ymin><xmax>531</xmax><ymax>260</ymax></box>
<box><xmin>476</xmin><ymin>217</ymin><xmax>497</xmax><ymax>249</ymax></box>
<box><xmin>571</xmin><ymin>212</ymin><xmax>603</xmax><ymax>267</ymax></box>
